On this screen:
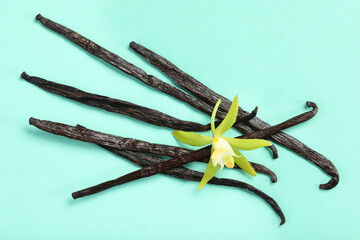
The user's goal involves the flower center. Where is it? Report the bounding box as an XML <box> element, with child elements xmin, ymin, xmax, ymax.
<box><xmin>211</xmin><ymin>138</ymin><xmax>236</xmax><ymax>170</ymax></box>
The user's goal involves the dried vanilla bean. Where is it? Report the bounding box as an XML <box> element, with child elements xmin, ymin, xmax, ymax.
<box><xmin>27</xmin><ymin>117</ymin><xmax>275</xmax><ymax>180</ymax></box>
<box><xmin>28</xmin><ymin>118</ymin><xmax>282</xmax><ymax>221</ymax></box>
<box><xmin>72</xmin><ymin>124</ymin><xmax>276</xmax><ymax>182</ymax></box>
<box><xmin>35</xmin><ymin>14</ymin><xmax>278</xmax><ymax>158</ymax></box>
<box><xmin>29</xmin><ymin>118</ymin><xmax>187</xmax><ymax>157</ymax></box>
<box><xmin>129</xmin><ymin>41</ymin><xmax>339</xmax><ymax>190</ymax></box>
<box><xmin>29</xmin><ymin>117</ymin><xmax>273</xmax><ymax>164</ymax></box>
<box><xmin>34</xmin><ymin>14</ymin><xmax>215</xmax><ymax>115</ymax></box>
<box><xmin>21</xmin><ymin>72</ymin><xmax>257</xmax><ymax>131</ymax></box>
<box><xmin>100</xmin><ymin>146</ymin><xmax>284</xmax><ymax>224</ymax></box>
<box><xmin>69</xmin><ymin>101</ymin><xmax>317</xmax><ymax>199</ymax></box>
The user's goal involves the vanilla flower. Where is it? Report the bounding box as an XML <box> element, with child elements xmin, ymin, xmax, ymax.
<box><xmin>172</xmin><ymin>95</ymin><xmax>272</xmax><ymax>189</ymax></box>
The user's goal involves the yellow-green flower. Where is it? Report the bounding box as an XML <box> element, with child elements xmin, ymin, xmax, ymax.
<box><xmin>172</xmin><ymin>95</ymin><xmax>272</xmax><ymax>190</ymax></box>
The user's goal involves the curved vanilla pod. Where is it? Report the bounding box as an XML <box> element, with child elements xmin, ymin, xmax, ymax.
<box><xmin>26</xmin><ymin>118</ymin><xmax>275</xmax><ymax>181</ymax></box>
<box><xmin>129</xmin><ymin>41</ymin><xmax>339</xmax><ymax>190</ymax></box>
<box><xmin>100</xmin><ymin>146</ymin><xmax>284</xmax><ymax>225</ymax></box>
<box><xmin>69</xmin><ymin>102</ymin><xmax>317</xmax><ymax>199</ymax></box>
<box><xmin>21</xmin><ymin>72</ymin><xmax>256</xmax><ymax>131</ymax></box>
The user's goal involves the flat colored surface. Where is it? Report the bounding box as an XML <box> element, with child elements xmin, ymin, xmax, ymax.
<box><xmin>1</xmin><ymin>0</ymin><xmax>359</xmax><ymax>239</ymax></box>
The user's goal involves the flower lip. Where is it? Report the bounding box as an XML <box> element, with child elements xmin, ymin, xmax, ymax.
<box><xmin>212</xmin><ymin>137</ymin><xmax>236</xmax><ymax>155</ymax></box>
<box><xmin>211</xmin><ymin>138</ymin><xmax>237</xmax><ymax>170</ymax></box>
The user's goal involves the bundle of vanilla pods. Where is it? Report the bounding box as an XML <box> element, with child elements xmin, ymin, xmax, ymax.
<box><xmin>22</xmin><ymin>14</ymin><xmax>339</xmax><ymax>225</ymax></box>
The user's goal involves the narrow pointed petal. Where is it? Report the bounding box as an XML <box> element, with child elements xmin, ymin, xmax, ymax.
<box><xmin>198</xmin><ymin>161</ymin><xmax>219</xmax><ymax>190</ymax></box>
<box><xmin>198</xmin><ymin>147</ymin><xmax>218</xmax><ymax>190</ymax></box>
<box><xmin>172</xmin><ymin>131</ymin><xmax>213</xmax><ymax>146</ymax></box>
<box><xmin>232</xmin><ymin>147</ymin><xmax>257</xmax><ymax>176</ymax></box>
<box><xmin>214</xmin><ymin>95</ymin><xmax>239</xmax><ymax>138</ymax></box>
<box><xmin>211</xmin><ymin>99</ymin><xmax>221</xmax><ymax>136</ymax></box>
<box><xmin>224</xmin><ymin>137</ymin><xmax>272</xmax><ymax>150</ymax></box>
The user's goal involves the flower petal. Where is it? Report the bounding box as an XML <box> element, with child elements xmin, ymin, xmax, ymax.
<box><xmin>198</xmin><ymin>147</ymin><xmax>219</xmax><ymax>190</ymax></box>
<box><xmin>210</xmin><ymin>146</ymin><xmax>228</xmax><ymax>164</ymax></box>
<box><xmin>198</xmin><ymin>161</ymin><xmax>219</xmax><ymax>190</ymax></box>
<box><xmin>223</xmin><ymin>137</ymin><xmax>272</xmax><ymax>150</ymax></box>
<box><xmin>172</xmin><ymin>131</ymin><xmax>213</xmax><ymax>146</ymax></box>
<box><xmin>232</xmin><ymin>146</ymin><xmax>257</xmax><ymax>176</ymax></box>
<box><xmin>214</xmin><ymin>95</ymin><xmax>239</xmax><ymax>138</ymax></box>
<box><xmin>211</xmin><ymin>99</ymin><xmax>221</xmax><ymax>136</ymax></box>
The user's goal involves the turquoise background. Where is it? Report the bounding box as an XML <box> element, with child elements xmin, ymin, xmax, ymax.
<box><xmin>1</xmin><ymin>0</ymin><xmax>359</xmax><ymax>239</ymax></box>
